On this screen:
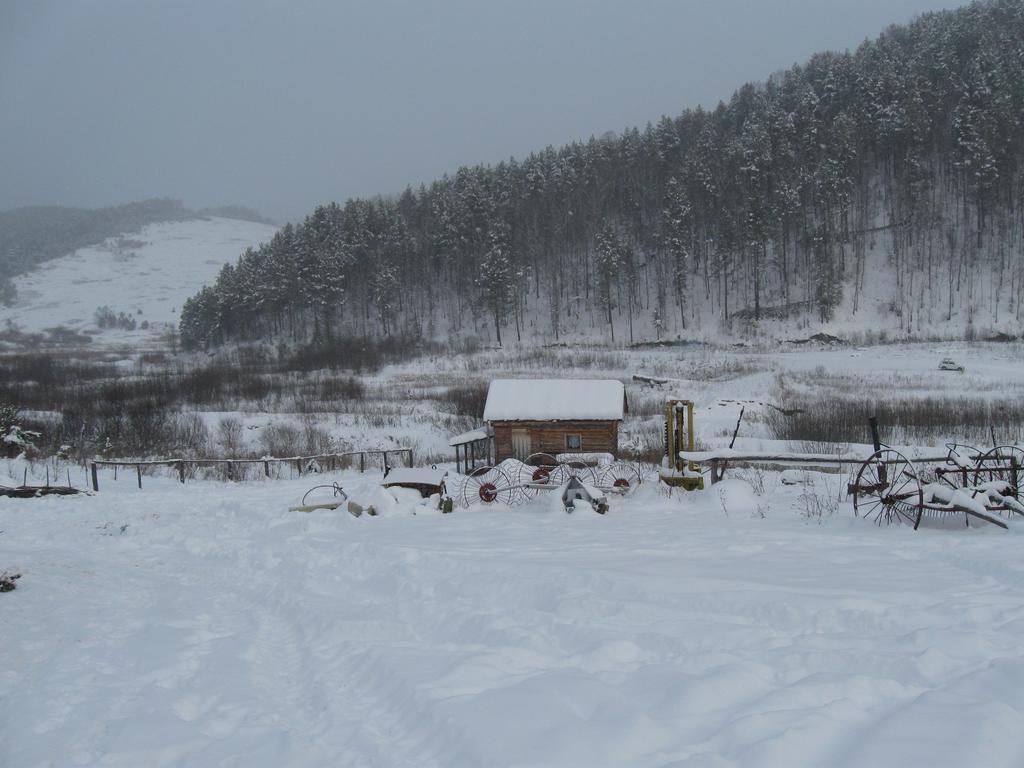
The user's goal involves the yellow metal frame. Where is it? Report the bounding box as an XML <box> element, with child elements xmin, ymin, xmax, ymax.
<box><xmin>659</xmin><ymin>399</ymin><xmax>704</xmax><ymax>491</ymax></box>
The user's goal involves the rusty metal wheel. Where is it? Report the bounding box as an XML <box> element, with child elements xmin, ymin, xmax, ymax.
<box><xmin>973</xmin><ymin>446</ymin><xmax>1024</xmax><ymax>498</ymax></box>
<box><xmin>933</xmin><ymin>443</ymin><xmax>982</xmax><ymax>491</ymax></box>
<box><xmin>851</xmin><ymin>448</ymin><xmax>923</xmax><ymax>528</ymax></box>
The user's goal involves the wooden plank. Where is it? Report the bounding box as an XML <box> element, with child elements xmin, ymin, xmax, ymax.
<box><xmin>288</xmin><ymin>501</ymin><xmax>346</xmax><ymax>513</ymax></box>
<box><xmin>1</xmin><ymin>486</ymin><xmax>83</xmax><ymax>498</ymax></box>
<box><xmin>680</xmin><ymin>451</ymin><xmax>953</xmax><ymax>466</ymax></box>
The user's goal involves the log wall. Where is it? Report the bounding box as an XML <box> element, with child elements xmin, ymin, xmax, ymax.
<box><xmin>492</xmin><ymin>420</ymin><xmax>619</xmax><ymax>462</ymax></box>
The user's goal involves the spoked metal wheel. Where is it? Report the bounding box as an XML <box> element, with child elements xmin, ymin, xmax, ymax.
<box><xmin>462</xmin><ymin>466</ymin><xmax>515</xmax><ymax>507</ymax></box>
<box><xmin>934</xmin><ymin>443</ymin><xmax>982</xmax><ymax>491</ymax></box>
<box><xmin>973</xmin><ymin>446</ymin><xmax>1024</xmax><ymax>498</ymax></box>
<box><xmin>520</xmin><ymin>453</ymin><xmax>560</xmax><ymax>485</ymax></box>
<box><xmin>552</xmin><ymin>461</ymin><xmax>596</xmax><ymax>486</ymax></box>
<box><xmin>599</xmin><ymin>462</ymin><xmax>641</xmax><ymax>492</ymax></box>
<box><xmin>851</xmin><ymin>448</ymin><xmax>924</xmax><ymax>528</ymax></box>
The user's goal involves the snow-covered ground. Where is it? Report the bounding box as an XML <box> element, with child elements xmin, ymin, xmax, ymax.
<box><xmin>4</xmin><ymin>469</ymin><xmax>1024</xmax><ymax>767</ymax></box>
<box><xmin>0</xmin><ymin>216</ymin><xmax>277</xmax><ymax>348</ymax></box>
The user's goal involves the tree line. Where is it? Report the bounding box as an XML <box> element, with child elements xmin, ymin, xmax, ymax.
<box><xmin>181</xmin><ymin>0</ymin><xmax>1024</xmax><ymax>349</ymax></box>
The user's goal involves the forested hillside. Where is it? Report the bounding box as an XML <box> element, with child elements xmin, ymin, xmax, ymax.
<box><xmin>181</xmin><ymin>0</ymin><xmax>1024</xmax><ymax>349</ymax></box>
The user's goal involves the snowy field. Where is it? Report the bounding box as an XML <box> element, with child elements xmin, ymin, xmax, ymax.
<box><xmin>309</xmin><ymin>340</ymin><xmax>1024</xmax><ymax>462</ymax></box>
<box><xmin>4</xmin><ymin>467</ymin><xmax>1024</xmax><ymax>767</ymax></box>
<box><xmin>0</xmin><ymin>216</ymin><xmax>276</xmax><ymax>348</ymax></box>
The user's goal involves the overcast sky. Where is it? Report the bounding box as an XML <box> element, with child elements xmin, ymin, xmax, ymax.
<box><xmin>1</xmin><ymin>0</ymin><xmax>965</xmax><ymax>222</ymax></box>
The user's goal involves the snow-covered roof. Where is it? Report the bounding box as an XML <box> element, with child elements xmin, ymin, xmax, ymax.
<box><xmin>449</xmin><ymin>427</ymin><xmax>492</xmax><ymax>447</ymax></box>
<box><xmin>381</xmin><ymin>468</ymin><xmax>448</xmax><ymax>487</ymax></box>
<box><xmin>483</xmin><ymin>379</ymin><xmax>626</xmax><ymax>422</ymax></box>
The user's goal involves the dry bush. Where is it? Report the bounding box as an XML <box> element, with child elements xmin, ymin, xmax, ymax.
<box><xmin>794</xmin><ymin>475</ymin><xmax>840</xmax><ymax>522</ymax></box>
<box><xmin>447</xmin><ymin>381</ymin><xmax>488</xmax><ymax>418</ymax></box>
<box><xmin>767</xmin><ymin>395</ymin><xmax>1024</xmax><ymax>447</ymax></box>
<box><xmin>738</xmin><ymin>467</ymin><xmax>768</xmax><ymax>496</ymax></box>
<box><xmin>171</xmin><ymin>412</ymin><xmax>211</xmax><ymax>456</ymax></box>
<box><xmin>300</xmin><ymin>418</ymin><xmax>335</xmax><ymax>455</ymax></box>
<box><xmin>259</xmin><ymin>422</ymin><xmax>303</xmax><ymax>457</ymax></box>
<box><xmin>216</xmin><ymin>417</ymin><xmax>244</xmax><ymax>455</ymax></box>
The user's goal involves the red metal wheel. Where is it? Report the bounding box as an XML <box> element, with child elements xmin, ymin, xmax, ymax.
<box><xmin>478</xmin><ymin>483</ymin><xmax>498</xmax><ymax>503</ymax></box>
<box><xmin>462</xmin><ymin>466</ymin><xmax>515</xmax><ymax>506</ymax></box>
<box><xmin>599</xmin><ymin>462</ymin><xmax>641</xmax><ymax>492</ymax></box>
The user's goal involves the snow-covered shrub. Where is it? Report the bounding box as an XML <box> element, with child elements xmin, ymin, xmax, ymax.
<box><xmin>1</xmin><ymin>404</ymin><xmax>40</xmax><ymax>458</ymax></box>
<box><xmin>93</xmin><ymin>305</ymin><xmax>137</xmax><ymax>330</ymax></box>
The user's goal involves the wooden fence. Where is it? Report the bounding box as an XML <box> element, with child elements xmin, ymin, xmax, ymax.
<box><xmin>678</xmin><ymin>449</ymin><xmax>953</xmax><ymax>484</ymax></box>
<box><xmin>89</xmin><ymin>448</ymin><xmax>414</xmax><ymax>492</ymax></box>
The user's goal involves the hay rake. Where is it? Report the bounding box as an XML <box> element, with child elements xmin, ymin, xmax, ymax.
<box><xmin>455</xmin><ymin>454</ymin><xmax>642</xmax><ymax>508</ymax></box>
<box><xmin>849</xmin><ymin>443</ymin><xmax>1024</xmax><ymax>530</ymax></box>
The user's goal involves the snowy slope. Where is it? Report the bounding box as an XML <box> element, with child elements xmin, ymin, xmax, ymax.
<box><xmin>1</xmin><ymin>216</ymin><xmax>277</xmax><ymax>348</ymax></box>
<box><xmin>3</xmin><ymin>473</ymin><xmax>1024</xmax><ymax>767</ymax></box>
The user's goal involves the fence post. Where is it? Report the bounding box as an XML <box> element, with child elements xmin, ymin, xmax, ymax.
<box><xmin>296</xmin><ymin>459</ymin><xmax>302</xmax><ymax>476</ymax></box>
<box><xmin>407</xmin><ymin>448</ymin><xmax>413</xmax><ymax>467</ymax></box>
<box><xmin>91</xmin><ymin>462</ymin><xmax>99</xmax><ymax>492</ymax></box>
<box><xmin>178</xmin><ymin>461</ymin><xmax>186</xmax><ymax>484</ymax></box>
<box><xmin>383</xmin><ymin>451</ymin><xmax>389</xmax><ymax>473</ymax></box>
<box><xmin>264</xmin><ymin>460</ymin><xmax>270</xmax><ymax>478</ymax></box>
<box><xmin>869</xmin><ymin>416</ymin><xmax>885</xmax><ymax>485</ymax></box>
<box><xmin>360</xmin><ymin>452</ymin><xmax>365</xmax><ymax>473</ymax></box>
<box><xmin>136</xmin><ymin>464</ymin><xmax>142</xmax><ymax>489</ymax></box>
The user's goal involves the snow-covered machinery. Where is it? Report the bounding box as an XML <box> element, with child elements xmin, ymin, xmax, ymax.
<box><xmin>560</xmin><ymin>476</ymin><xmax>608</xmax><ymax>514</ymax></box>
<box><xmin>659</xmin><ymin>399</ymin><xmax>704</xmax><ymax>491</ymax></box>
<box><xmin>457</xmin><ymin>453</ymin><xmax>640</xmax><ymax>510</ymax></box>
<box><xmin>848</xmin><ymin>443</ymin><xmax>1024</xmax><ymax>529</ymax></box>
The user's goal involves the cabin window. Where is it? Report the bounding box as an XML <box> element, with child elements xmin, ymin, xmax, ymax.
<box><xmin>565</xmin><ymin>433</ymin><xmax>582</xmax><ymax>451</ymax></box>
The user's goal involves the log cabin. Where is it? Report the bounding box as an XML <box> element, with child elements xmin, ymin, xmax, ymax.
<box><xmin>482</xmin><ymin>379</ymin><xmax>627</xmax><ymax>462</ymax></box>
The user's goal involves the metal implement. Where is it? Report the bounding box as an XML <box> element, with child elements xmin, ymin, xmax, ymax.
<box><xmin>457</xmin><ymin>455</ymin><xmax>640</xmax><ymax>508</ymax></box>
<box><xmin>289</xmin><ymin>483</ymin><xmax>350</xmax><ymax>513</ymax></box>
<box><xmin>848</xmin><ymin>444</ymin><xmax>1024</xmax><ymax>530</ymax></box>
<box><xmin>659</xmin><ymin>399</ymin><xmax>704</xmax><ymax>490</ymax></box>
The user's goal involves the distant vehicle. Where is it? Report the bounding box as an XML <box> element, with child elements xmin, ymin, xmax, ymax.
<box><xmin>938</xmin><ymin>358</ymin><xmax>965</xmax><ymax>372</ymax></box>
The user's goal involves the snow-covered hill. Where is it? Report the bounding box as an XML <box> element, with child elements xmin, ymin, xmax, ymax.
<box><xmin>0</xmin><ymin>216</ymin><xmax>277</xmax><ymax>349</ymax></box>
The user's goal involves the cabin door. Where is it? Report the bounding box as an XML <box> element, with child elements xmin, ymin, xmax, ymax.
<box><xmin>511</xmin><ymin>429</ymin><xmax>531</xmax><ymax>460</ymax></box>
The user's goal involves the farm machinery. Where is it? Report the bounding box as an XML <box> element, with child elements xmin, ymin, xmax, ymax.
<box><xmin>848</xmin><ymin>443</ymin><xmax>1024</xmax><ymax>530</ymax></box>
<box><xmin>678</xmin><ymin>439</ymin><xmax>1024</xmax><ymax>531</ymax></box>
<box><xmin>455</xmin><ymin>453</ymin><xmax>641</xmax><ymax>513</ymax></box>
<box><xmin>658</xmin><ymin>398</ymin><xmax>705</xmax><ymax>491</ymax></box>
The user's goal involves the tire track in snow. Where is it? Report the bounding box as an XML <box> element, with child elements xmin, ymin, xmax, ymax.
<box><xmin>226</xmin><ymin>546</ymin><xmax>488</xmax><ymax>767</ymax></box>
<box><xmin>326</xmin><ymin>644</ymin><xmax>492</xmax><ymax>768</ymax></box>
<box><xmin>248</xmin><ymin>597</ymin><xmax>330</xmax><ymax>730</ymax></box>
